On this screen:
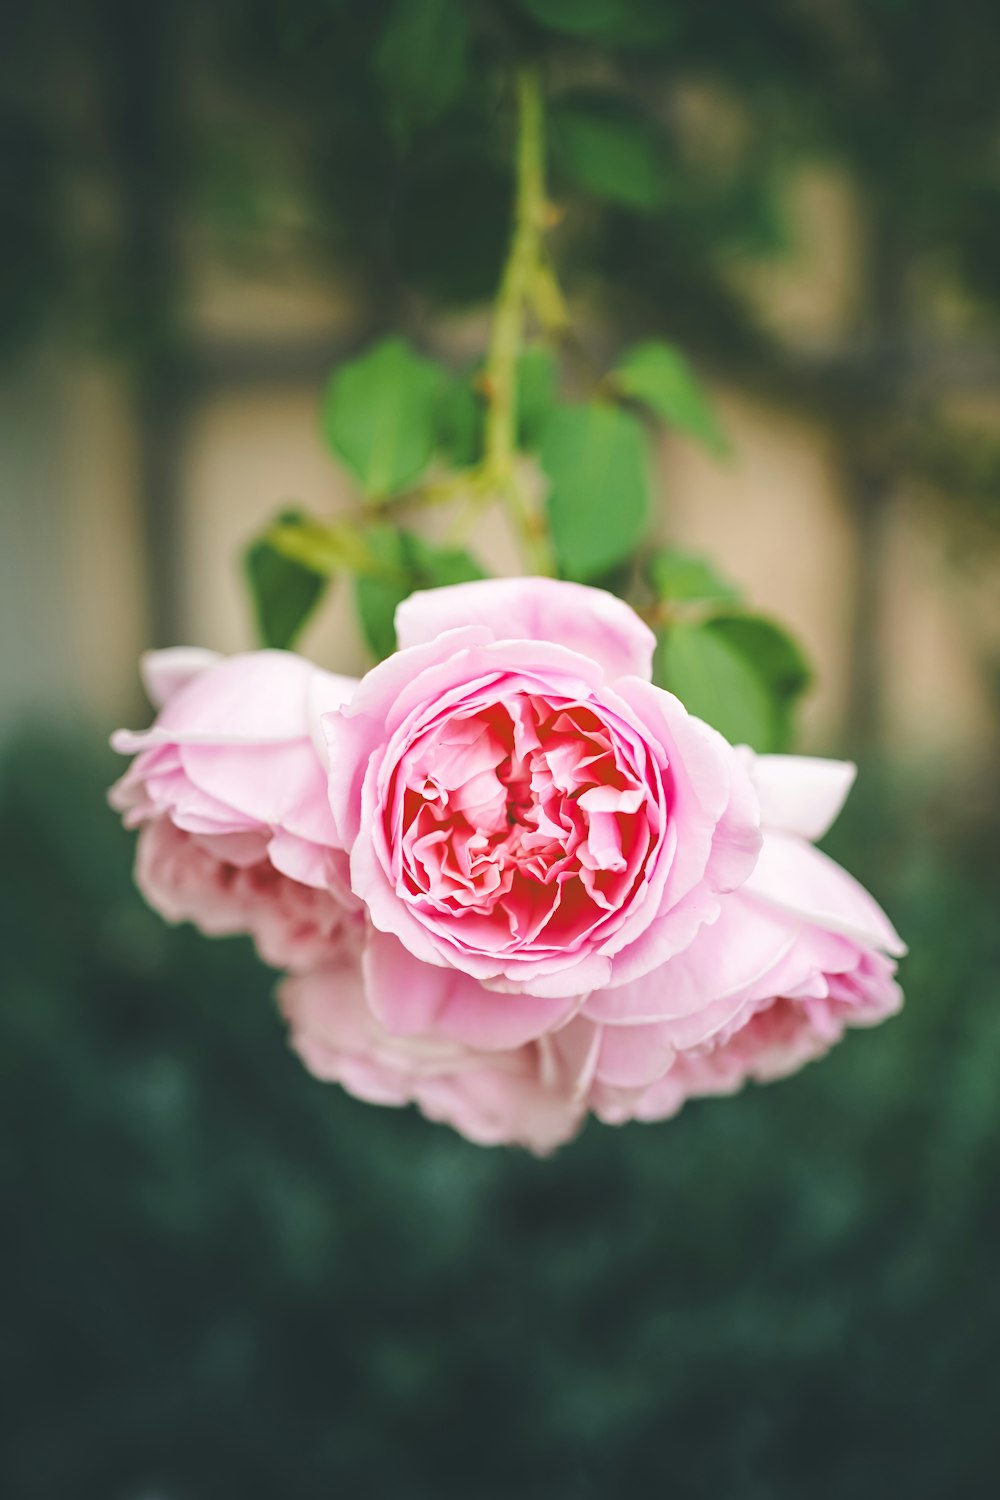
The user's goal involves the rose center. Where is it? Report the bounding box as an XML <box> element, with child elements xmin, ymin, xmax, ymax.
<box><xmin>389</xmin><ymin>692</ymin><xmax>654</xmax><ymax>947</ymax></box>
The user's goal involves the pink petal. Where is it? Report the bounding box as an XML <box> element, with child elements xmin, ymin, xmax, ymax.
<box><xmin>195</xmin><ymin>830</ymin><xmax>271</xmax><ymax>867</ymax></box>
<box><xmin>117</xmin><ymin>651</ymin><xmax>354</xmax><ymax>750</ymax></box>
<box><xmin>708</xmin><ymin>750</ymin><xmax>763</xmax><ymax>892</ymax></box>
<box><xmin>280</xmin><ymin>965</ymin><xmax>587</xmax><ymax>1153</ymax></box>
<box><xmin>746</xmin><ymin>752</ymin><xmax>857</xmax><ymax>841</ymax></box>
<box><xmin>395</xmin><ymin>577</ymin><xmax>656</xmax><ymax>682</ymax></box>
<box><xmin>363</xmin><ymin>932</ymin><xmax>585</xmax><ymax>1048</ymax></box>
<box><xmin>611</xmin><ymin>677</ymin><xmax>760</xmax><ymax>910</ymax></box>
<box><xmin>592</xmin><ymin>1022</ymin><xmax>677</xmax><ymax>1089</ymax></box>
<box><xmin>323</xmin><ymin>627</ymin><xmax>493</xmax><ymax>845</ymax></box>
<box><xmin>746</xmin><ymin>831</ymin><xmax>906</xmax><ymax>956</ymax></box>
<box><xmin>587</xmin><ymin>893</ymin><xmax>796</xmax><ymax>1025</ymax></box>
<box><xmin>178</xmin><ymin>740</ymin><xmax>321</xmax><ymax>827</ymax></box>
<box><xmin>267</xmin><ymin>828</ymin><xmax>355</xmax><ymax>896</ymax></box>
<box><xmin>603</xmin><ymin>885</ymin><xmax>722</xmax><ymax>990</ymax></box>
<box><xmin>140</xmin><ymin>648</ymin><xmax>222</xmax><ymax>708</ymax></box>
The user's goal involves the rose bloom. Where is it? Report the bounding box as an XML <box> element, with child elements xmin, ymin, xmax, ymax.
<box><xmin>112</xmin><ymin>579</ymin><xmax>904</xmax><ymax>1151</ymax></box>
<box><xmin>323</xmin><ymin>578</ymin><xmax>762</xmax><ymax>1030</ymax></box>
<box><xmin>110</xmin><ymin>647</ymin><xmax>363</xmax><ymax>971</ymax></box>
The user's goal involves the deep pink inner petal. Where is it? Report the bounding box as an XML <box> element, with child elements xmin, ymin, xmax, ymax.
<box><xmin>383</xmin><ymin>690</ymin><xmax>664</xmax><ymax>965</ymax></box>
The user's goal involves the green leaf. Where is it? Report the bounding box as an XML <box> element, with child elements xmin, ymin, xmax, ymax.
<box><xmin>655</xmin><ymin>621</ymin><xmax>774</xmax><ymax>751</ymax></box>
<box><xmin>264</xmin><ymin>515</ymin><xmax>387</xmax><ymax>576</ymax></box>
<box><xmin>354</xmin><ymin>526</ymin><xmax>488</xmax><ymax>661</ymax></box>
<box><xmin>517</xmin><ymin>346</ymin><xmax>558</xmax><ymax>449</ymax></box>
<box><xmin>517</xmin><ymin>0</ymin><xmax>635</xmax><ymax>39</ymax></box>
<box><xmin>374</xmin><ymin>0</ymin><xmax>468</xmax><ymax>137</ymax></box>
<box><xmin>650</xmin><ymin>548</ymin><xmax>741</xmax><ymax>605</ymax></box>
<box><xmin>353</xmin><ymin>529</ymin><xmax>411</xmax><ymax>662</ymax></box>
<box><xmin>551</xmin><ymin>104</ymin><xmax>670</xmax><ymax>211</ymax></box>
<box><xmin>406</xmin><ymin>534</ymin><xmax>488</xmax><ymax>591</ymax></box>
<box><xmin>435</xmin><ymin>369</ymin><xmax>482</xmax><ymax>468</ymax></box>
<box><xmin>611</xmin><ymin>341</ymin><xmax>729</xmax><ymax>455</ymax></box>
<box><xmin>322</xmin><ymin>338</ymin><xmax>444</xmax><ymax>499</ymax></box>
<box><xmin>655</xmin><ymin>613</ymin><xmax>811</xmax><ymax>752</ymax></box>
<box><xmin>709</xmin><ymin>613</ymin><xmax>812</xmax><ymax>749</ymax></box>
<box><xmin>243</xmin><ymin>509</ymin><xmax>327</xmax><ymax>649</ymax></box>
<box><xmin>540</xmin><ymin>403</ymin><xmax>650</xmax><ymax>581</ymax></box>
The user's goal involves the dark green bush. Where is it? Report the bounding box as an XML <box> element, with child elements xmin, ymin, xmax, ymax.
<box><xmin>1</xmin><ymin>732</ymin><xmax>997</xmax><ymax>1499</ymax></box>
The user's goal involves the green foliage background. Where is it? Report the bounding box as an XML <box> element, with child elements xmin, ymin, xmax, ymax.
<box><xmin>2</xmin><ymin>735</ymin><xmax>998</xmax><ymax>1499</ymax></box>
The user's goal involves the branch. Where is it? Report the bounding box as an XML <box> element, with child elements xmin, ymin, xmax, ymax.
<box><xmin>479</xmin><ymin>66</ymin><xmax>556</xmax><ymax>575</ymax></box>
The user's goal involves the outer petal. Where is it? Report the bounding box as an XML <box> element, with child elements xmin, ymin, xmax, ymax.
<box><xmin>307</xmin><ymin>664</ymin><xmax>360</xmax><ymax>760</ymax></box>
<box><xmin>590</xmin><ymin>1023</ymin><xmax>677</xmax><ymax>1090</ymax></box>
<box><xmin>415</xmin><ymin>1066</ymin><xmax>584</xmax><ymax>1153</ymax></box>
<box><xmin>599</xmin><ymin>886</ymin><xmax>723</xmax><ymax>993</ymax></box>
<box><xmin>267</xmin><ymin>829</ymin><xmax>355</xmax><ymax>897</ymax></box>
<box><xmin>544</xmin><ymin>1015</ymin><xmax>602</xmax><ymax>1102</ymax></box>
<box><xmin>140</xmin><ymin>647</ymin><xmax>222</xmax><ymax>708</ymax></box>
<box><xmin>133</xmin><ymin>818</ymin><xmax>356</xmax><ymax>971</ymax></box>
<box><xmin>323</xmin><ymin>626</ymin><xmax>493</xmax><ymax>846</ymax></box>
<box><xmin>395</xmin><ymin>577</ymin><xmax>657</xmax><ymax>683</ymax></box>
<box><xmin>279</xmin><ymin>961</ymin><xmax>463</xmax><ymax>1104</ymax></box>
<box><xmin>746</xmin><ymin>752</ymin><xmax>857</xmax><ymax>841</ymax></box>
<box><xmin>178</xmin><ymin>740</ymin><xmax>324</xmax><ymax>828</ymax></box>
<box><xmin>280</xmin><ymin>965</ymin><xmax>587</xmax><ymax>1153</ymax></box>
<box><xmin>363</xmin><ymin>932</ymin><xmax>586</xmax><ymax>1049</ymax></box>
<box><xmin>746</xmin><ymin>831</ymin><xmax>906</xmax><ymax>956</ymax></box>
<box><xmin>114</xmin><ymin>651</ymin><xmax>355</xmax><ymax>752</ymax></box>
<box><xmin>585</xmin><ymin>893</ymin><xmax>796</xmax><ymax>1027</ymax></box>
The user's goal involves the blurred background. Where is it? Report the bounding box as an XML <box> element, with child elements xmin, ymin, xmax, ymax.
<box><xmin>2</xmin><ymin>2</ymin><xmax>999</xmax><ymax>1496</ymax></box>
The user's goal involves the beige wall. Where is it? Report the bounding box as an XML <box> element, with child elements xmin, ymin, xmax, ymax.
<box><xmin>1</xmin><ymin>348</ymin><xmax>147</xmax><ymax>731</ymax></box>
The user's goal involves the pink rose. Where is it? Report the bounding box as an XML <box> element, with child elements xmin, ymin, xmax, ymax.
<box><xmin>323</xmin><ymin>578</ymin><xmax>762</xmax><ymax>1035</ymax></box>
<box><xmin>574</xmin><ymin>753</ymin><xmax>905</xmax><ymax>1125</ymax></box>
<box><xmin>109</xmin><ymin>580</ymin><xmax>905</xmax><ymax>1154</ymax></box>
<box><xmin>279</xmin><ymin>961</ymin><xmax>594</xmax><ymax>1154</ymax></box>
<box><xmin>110</xmin><ymin>648</ymin><xmax>363</xmax><ymax>971</ymax></box>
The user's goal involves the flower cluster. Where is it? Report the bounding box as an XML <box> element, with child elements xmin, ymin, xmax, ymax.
<box><xmin>111</xmin><ymin>580</ymin><xmax>904</xmax><ymax>1151</ymax></box>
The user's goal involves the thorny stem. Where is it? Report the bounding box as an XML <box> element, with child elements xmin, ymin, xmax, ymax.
<box><xmin>483</xmin><ymin>68</ymin><xmax>544</xmax><ymax>476</ymax></box>
<box><xmin>480</xmin><ymin>65</ymin><xmax>556</xmax><ymax>575</ymax></box>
